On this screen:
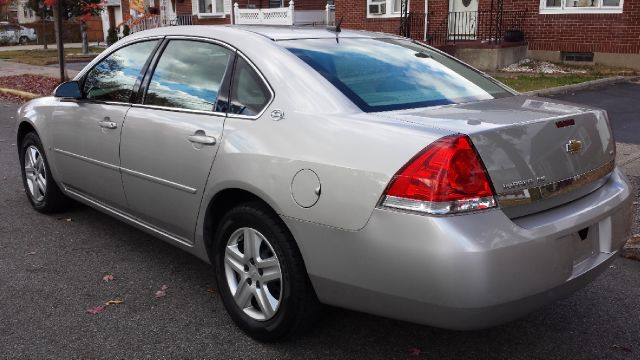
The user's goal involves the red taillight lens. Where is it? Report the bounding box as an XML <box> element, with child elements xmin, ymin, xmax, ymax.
<box><xmin>381</xmin><ymin>134</ymin><xmax>496</xmax><ymax>215</ymax></box>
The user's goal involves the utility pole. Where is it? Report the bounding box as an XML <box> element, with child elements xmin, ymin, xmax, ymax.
<box><xmin>53</xmin><ymin>0</ymin><xmax>65</xmax><ymax>82</ymax></box>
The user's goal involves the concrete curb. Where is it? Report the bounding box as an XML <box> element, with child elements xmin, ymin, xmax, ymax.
<box><xmin>523</xmin><ymin>76</ymin><xmax>639</xmax><ymax>96</ymax></box>
<box><xmin>0</xmin><ymin>87</ymin><xmax>38</xmax><ymax>99</ymax></box>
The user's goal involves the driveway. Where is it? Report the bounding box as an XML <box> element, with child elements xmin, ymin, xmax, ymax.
<box><xmin>1</xmin><ymin>83</ymin><xmax>639</xmax><ymax>359</ymax></box>
<box><xmin>549</xmin><ymin>81</ymin><xmax>640</xmax><ymax>145</ymax></box>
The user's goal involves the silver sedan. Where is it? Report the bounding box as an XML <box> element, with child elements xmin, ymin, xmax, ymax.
<box><xmin>16</xmin><ymin>26</ymin><xmax>632</xmax><ymax>341</ymax></box>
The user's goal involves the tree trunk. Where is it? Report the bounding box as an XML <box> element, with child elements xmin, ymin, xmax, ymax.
<box><xmin>53</xmin><ymin>0</ymin><xmax>67</xmax><ymax>82</ymax></box>
<box><xmin>81</xmin><ymin>21</ymin><xmax>88</xmax><ymax>54</ymax></box>
<box><xmin>41</xmin><ymin>8</ymin><xmax>47</xmax><ymax>50</ymax></box>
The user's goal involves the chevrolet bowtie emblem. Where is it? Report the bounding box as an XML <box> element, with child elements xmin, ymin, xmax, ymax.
<box><xmin>566</xmin><ymin>140</ymin><xmax>583</xmax><ymax>154</ymax></box>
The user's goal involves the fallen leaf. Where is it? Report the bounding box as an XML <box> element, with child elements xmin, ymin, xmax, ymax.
<box><xmin>57</xmin><ymin>217</ymin><xmax>73</xmax><ymax>222</ymax></box>
<box><xmin>0</xmin><ymin>75</ymin><xmax>60</xmax><ymax>96</ymax></box>
<box><xmin>628</xmin><ymin>235</ymin><xmax>640</xmax><ymax>246</ymax></box>
<box><xmin>408</xmin><ymin>347</ymin><xmax>422</xmax><ymax>356</ymax></box>
<box><xmin>105</xmin><ymin>298</ymin><xmax>123</xmax><ymax>305</ymax></box>
<box><xmin>611</xmin><ymin>344</ymin><xmax>633</xmax><ymax>353</ymax></box>
<box><xmin>102</xmin><ymin>274</ymin><xmax>114</xmax><ymax>282</ymax></box>
<box><xmin>207</xmin><ymin>288</ymin><xmax>217</xmax><ymax>295</ymax></box>
<box><xmin>155</xmin><ymin>285</ymin><xmax>168</xmax><ymax>298</ymax></box>
<box><xmin>25</xmin><ymin>251</ymin><xmax>36</xmax><ymax>255</ymax></box>
<box><xmin>86</xmin><ymin>304</ymin><xmax>107</xmax><ymax>315</ymax></box>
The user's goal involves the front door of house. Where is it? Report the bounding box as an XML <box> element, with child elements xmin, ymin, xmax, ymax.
<box><xmin>448</xmin><ymin>0</ymin><xmax>479</xmax><ymax>40</ymax></box>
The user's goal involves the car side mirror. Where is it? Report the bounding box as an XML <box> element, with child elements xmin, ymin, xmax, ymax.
<box><xmin>54</xmin><ymin>81</ymin><xmax>82</xmax><ymax>99</ymax></box>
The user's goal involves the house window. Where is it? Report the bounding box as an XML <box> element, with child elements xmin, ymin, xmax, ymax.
<box><xmin>540</xmin><ymin>0</ymin><xmax>622</xmax><ymax>13</ymax></box>
<box><xmin>269</xmin><ymin>0</ymin><xmax>282</xmax><ymax>8</ymax></box>
<box><xmin>367</xmin><ymin>0</ymin><xmax>407</xmax><ymax>18</ymax></box>
<box><xmin>562</xmin><ymin>52</ymin><xmax>594</xmax><ymax>62</ymax></box>
<box><xmin>198</xmin><ymin>0</ymin><xmax>224</xmax><ymax>15</ymax></box>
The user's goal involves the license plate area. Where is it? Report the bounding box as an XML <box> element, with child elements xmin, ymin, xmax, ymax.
<box><xmin>572</xmin><ymin>224</ymin><xmax>599</xmax><ymax>266</ymax></box>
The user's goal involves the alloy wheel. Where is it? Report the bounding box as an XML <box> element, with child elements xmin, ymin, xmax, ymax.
<box><xmin>224</xmin><ymin>227</ymin><xmax>283</xmax><ymax>321</ymax></box>
<box><xmin>24</xmin><ymin>145</ymin><xmax>46</xmax><ymax>202</ymax></box>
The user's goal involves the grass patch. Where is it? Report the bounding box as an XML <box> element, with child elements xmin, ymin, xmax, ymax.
<box><xmin>494</xmin><ymin>74</ymin><xmax>605</xmax><ymax>92</ymax></box>
<box><xmin>0</xmin><ymin>47</ymin><xmax>104</xmax><ymax>65</ymax></box>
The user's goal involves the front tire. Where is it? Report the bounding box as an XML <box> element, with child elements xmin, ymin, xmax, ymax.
<box><xmin>19</xmin><ymin>132</ymin><xmax>72</xmax><ymax>213</ymax></box>
<box><xmin>213</xmin><ymin>202</ymin><xmax>319</xmax><ymax>341</ymax></box>
<box><xmin>19</xmin><ymin>36</ymin><xmax>29</xmax><ymax>45</ymax></box>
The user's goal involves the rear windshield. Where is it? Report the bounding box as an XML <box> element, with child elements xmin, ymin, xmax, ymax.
<box><xmin>281</xmin><ymin>38</ymin><xmax>512</xmax><ymax>112</ymax></box>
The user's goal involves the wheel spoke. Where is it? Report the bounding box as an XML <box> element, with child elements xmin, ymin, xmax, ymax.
<box><xmin>224</xmin><ymin>246</ymin><xmax>246</xmax><ymax>274</ymax></box>
<box><xmin>28</xmin><ymin>147</ymin><xmax>38</xmax><ymax>169</ymax></box>
<box><xmin>24</xmin><ymin>168</ymin><xmax>35</xmax><ymax>181</ymax></box>
<box><xmin>233</xmin><ymin>280</ymin><xmax>253</xmax><ymax>309</ymax></box>
<box><xmin>24</xmin><ymin>161</ymin><xmax>35</xmax><ymax>174</ymax></box>
<box><xmin>243</xmin><ymin>228</ymin><xmax>260</xmax><ymax>259</ymax></box>
<box><xmin>36</xmin><ymin>175</ymin><xmax>46</xmax><ymax>195</ymax></box>
<box><xmin>261</xmin><ymin>267</ymin><xmax>281</xmax><ymax>283</ymax></box>
<box><xmin>255</xmin><ymin>285</ymin><xmax>276</xmax><ymax>319</ymax></box>
<box><xmin>35</xmin><ymin>156</ymin><xmax>44</xmax><ymax>173</ymax></box>
<box><xmin>257</xmin><ymin>257</ymin><xmax>281</xmax><ymax>283</ymax></box>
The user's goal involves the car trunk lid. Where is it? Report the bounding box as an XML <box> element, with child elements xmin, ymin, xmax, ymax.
<box><xmin>373</xmin><ymin>96</ymin><xmax>616</xmax><ymax>218</ymax></box>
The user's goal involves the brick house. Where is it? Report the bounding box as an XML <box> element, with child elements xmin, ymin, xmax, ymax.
<box><xmin>101</xmin><ymin>0</ymin><xmax>331</xmax><ymax>42</ymax></box>
<box><xmin>335</xmin><ymin>0</ymin><xmax>640</xmax><ymax>70</ymax></box>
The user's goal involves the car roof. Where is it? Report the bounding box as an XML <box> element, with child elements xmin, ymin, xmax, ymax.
<box><xmin>230</xmin><ymin>25</ymin><xmax>401</xmax><ymax>41</ymax></box>
<box><xmin>130</xmin><ymin>25</ymin><xmax>401</xmax><ymax>42</ymax></box>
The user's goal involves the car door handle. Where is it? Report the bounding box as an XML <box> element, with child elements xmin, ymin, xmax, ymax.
<box><xmin>188</xmin><ymin>134</ymin><xmax>217</xmax><ymax>145</ymax></box>
<box><xmin>98</xmin><ymin>119</ymin><xmax>117</xmax><ymax>129</ymax></box>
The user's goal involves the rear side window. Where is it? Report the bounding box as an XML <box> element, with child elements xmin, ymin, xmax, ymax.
<box><xmin>83</xmin><ymin>40</ymin><xmax>158</xmax><ymax>102</ymax></box>
<box><xmin>144</xmin><ymin>40</ymin><xmax>232</xmax><ymax>112</ymax></box>
<box><xmin>229</xmin><ymin>57</ymin><xmax>271</xmax><ymax>116</ymax></box>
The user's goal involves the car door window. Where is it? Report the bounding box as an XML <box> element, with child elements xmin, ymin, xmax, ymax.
<box><xmin>144</xmin><ymin>40</ymin><xmax>232</xmax><ymax>112</ymax></box>
<box><xmin>83</xmin><ymin>40</ymin><xmax>158</xmax><ymax>102</ymax></box>
<box><xmin>229</xmin><ymin>57</ymin><xmax>271</xmax><ymax>116</ymax></box>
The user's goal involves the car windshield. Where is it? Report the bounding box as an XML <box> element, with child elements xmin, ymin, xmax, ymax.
<box><xmin>282</xmin><ymin>38</ymin><xmax>512</xmax><ymax>112</ymax></box>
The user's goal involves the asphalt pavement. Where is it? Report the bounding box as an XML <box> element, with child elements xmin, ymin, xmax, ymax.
<box><xmin>549</xmin><ymin>81</ymin><xmax>640</xmax><ymax>145</ymax></box>
<box><xmin>1</xmin><ymin>83</ymin><xmax>640</xmax><ymax>359</ymax></box>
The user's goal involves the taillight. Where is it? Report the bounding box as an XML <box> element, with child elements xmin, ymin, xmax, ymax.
<box><xmin>380</xmin><ymin>134</ymin><xmax>496</xmax><ymax>215</ymax></box>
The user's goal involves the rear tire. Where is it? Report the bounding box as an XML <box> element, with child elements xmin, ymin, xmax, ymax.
<box><xmin>19</xmin><ymin>132</ymin><xmax>72</xmax><ymax>213</ymax></box>
<box><xmin>213</xmin><ymin>202</ymin><xmax>319</xmax><ymax>342</ymax></box>
<box><xmin>19</xmin><ymin>36</ymin><xmax>28</xmax><ymax>45</ymax></box>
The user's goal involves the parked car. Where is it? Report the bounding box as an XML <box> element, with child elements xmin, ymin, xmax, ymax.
<box><xmin>0</xmin><ymin>22</ymin><xmax>37</xmax><ymax>45</ymax></box>
<box><xmin>15</xmin><ymin>26</ymin><xmax>632</xmax><ymax>341</ymax></box>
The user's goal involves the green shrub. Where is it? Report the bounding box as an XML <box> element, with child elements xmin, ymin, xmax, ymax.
<box><xmin>106</xmin><ymin>26</ymin><xmax>118</xmax><ymax>46</ymax></box>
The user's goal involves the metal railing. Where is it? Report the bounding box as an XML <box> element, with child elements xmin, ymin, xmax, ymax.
<box><xmin>399</xmin><ymin>12</ymin><xmax>426</xmax><ymax>41</ymax></box>
<box><xmin>401</xmin><ymin>10</ymin><xmax>526</xmax><ymax>47</ymax></box>
<box><xmin>170</xmin><ymin>14</ymin><xmax>193</xmax><ymax>26</ymax></box>
<box><xmin>439</xmin><ymin>10</ymin><xmax>524</xmax><ymax>45</ymax></box>
<box><xmin>119</xmin><ymin>14</ymin><xmax>163</xmax><ymax>34</ymax></box>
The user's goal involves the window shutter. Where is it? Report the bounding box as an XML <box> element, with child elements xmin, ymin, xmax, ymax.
<box><xmin>192</xmin><ymin>0</ymin><xmax>198</xmax><ymax>15</ymax></box>
<box><xmin>224</xmin><ymin>0</ymin><xmax>231</xmax><ymax>14</ymax></box>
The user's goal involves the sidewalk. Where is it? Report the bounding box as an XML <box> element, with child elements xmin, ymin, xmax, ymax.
<box><xmin>0</xmin><ymin>42</ymin><xmax>105</xmax><ymax>52</ymax></box>
<box><xmin>0</xmin><ymin>59</ymin><xmax>80</xmax><ymax>78</ymax></box>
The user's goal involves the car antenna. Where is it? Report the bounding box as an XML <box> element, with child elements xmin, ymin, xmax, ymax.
<box><xmin>327</xmin><ymin>16</ymin><xmax>344</xmax><ymax>43</ymax></box>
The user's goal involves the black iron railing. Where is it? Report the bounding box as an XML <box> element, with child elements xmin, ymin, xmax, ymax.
<box><xmin>400</xmin><ymin>10</ymin><xmax>526</xmax><ymax>47</ymax></box>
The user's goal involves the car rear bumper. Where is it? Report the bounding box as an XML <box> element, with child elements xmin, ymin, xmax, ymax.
<box><xmin>283</xmin><ymin>167</ymin><xmax>632</xmax><ymax>330</ymax></box>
